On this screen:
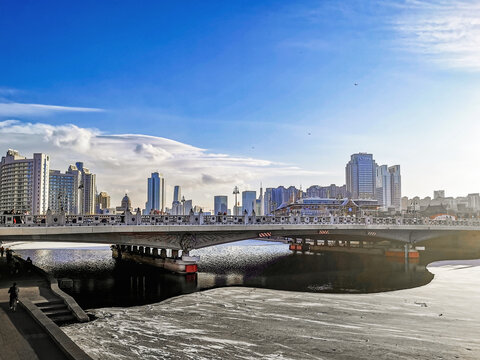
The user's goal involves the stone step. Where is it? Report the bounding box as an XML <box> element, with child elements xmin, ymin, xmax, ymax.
<box><xmin>48</xmin><ymin>314</ymin><xmax>76</xmax><ymax>324</ymax></box>
<box><xmin>38</xmin><ymin>303</ymin><xmax>68</xmax><ymax>311</ymax></box>
<box><xmin>43</xmin><ymin>309</ymin><xmax>72</xmax><ymax>317</ymax></box>
<box><xmin>34</xmin><ymin>299</ymin><xmax>64</xmax><ymax>307</ymax></box>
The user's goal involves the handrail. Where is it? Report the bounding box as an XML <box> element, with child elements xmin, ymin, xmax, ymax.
<box><xmin>1</xmin><ymin>213</ymin><xmax>480</xmax><ymax>228</ymax></box>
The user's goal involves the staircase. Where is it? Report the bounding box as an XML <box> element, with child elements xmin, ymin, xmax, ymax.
<box><xmin>34</xmin><ymin>300</ymin><xmax>77</xmax><ymax>324</ymax></box>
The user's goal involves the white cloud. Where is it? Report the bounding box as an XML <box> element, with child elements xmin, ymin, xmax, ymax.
<box><xmin>0</xmin><ymin>102</ymin><xmax>104</xmax><ymax>116</ymax></box>
<box><xmin>0</xmin><ymin>120</ymin><xmax>321</xmax><ymax>211</ymax></box>
<box><xmin>394</xmin><ymin>0</ymin><xmax>480</xmax><ymax>70</ymax></box>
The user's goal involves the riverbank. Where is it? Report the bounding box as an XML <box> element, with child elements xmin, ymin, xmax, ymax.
<box><xmin>0</xmin><ymin>256</ymin><xmax>92</xmax><ymax>360</ymax></box>
<box><xmin>62</xmin><ymin>259</ymin><xmax>480</xmax><ymax>359</ymax></box>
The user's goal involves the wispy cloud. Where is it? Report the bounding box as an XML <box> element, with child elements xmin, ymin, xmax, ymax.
<box><xmin>0</xmin><ymin>120</ymin><xmax>321</xmax><ymax>210</ymax></box>
<box><xmin>0</xmin><ymin>87</ymin><xmax>20</xmax><ymax>96</ymax></box>
<box><xmin>394</xmin><ymin>0</ymin><xmax>480</xmax><ymax>70</ymax></box>
<box><xmin>0</xmin><ymin>102</ymin><xmax>104</xmax><ymax>117</ymax></box>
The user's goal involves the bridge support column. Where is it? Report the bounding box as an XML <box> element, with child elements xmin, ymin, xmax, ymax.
<box><xmin>132</xmin><ymin>246</ymin><xmax>138</xmax><ymax>254</ymax></box>
<box><xmin>145</xmin><ymin>247</ymin><xmax>151</xmax><ymax>256</ymax></box>
<box><xmin>335</xmin><ymin>240</ymin><xmax>339</xmax><ymax>246</ymax></box>
<box><xmin>172</xmin><ymin>249</ymin><xmax>179</xmax><ymax>259</ymax></box>
<box><xmin>139</xmin><ymin>246</ymin><xmax>144</xmax><ymax>256</ymax></box>
<box><xmin>152</xmin><ymin>248</ymin><xmax>158</xmax><ymax>257</ymax></box>
<box><xmin>160</xmin><ymin>249</ymin><xmax>167</xmax><ymax>258</ymax></box>
<box><xmin>346</xmin><ymin>240</ymin><xmax>351</xmax><ymax>248</ymax></box>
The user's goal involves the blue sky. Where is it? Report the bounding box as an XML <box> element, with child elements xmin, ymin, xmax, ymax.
<box><xmin>1</xmin><ymin>0</ymin><xmax>480</xmax><ymax>209</ymax></box>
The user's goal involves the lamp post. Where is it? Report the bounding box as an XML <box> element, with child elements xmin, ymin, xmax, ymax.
<box><xmin>181</xmin><ymin>196</ymin><xmax>185</xmax><ymax>216</ymax></box>
<box><xmin>233</xmin><ymin>186</ymin><xmax>239</xmax><ymax>215</ymax></box>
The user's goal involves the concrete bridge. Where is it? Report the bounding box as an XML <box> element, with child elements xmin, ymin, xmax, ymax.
<box><xmin>2</xmin><ymin>212</ymin><xmax>480</xmax><ymax>273</ymax></box>
<box><xmin>0</xmin><ymin>212</ymin><xmax>480</xmax><ymax>274</ymax></box>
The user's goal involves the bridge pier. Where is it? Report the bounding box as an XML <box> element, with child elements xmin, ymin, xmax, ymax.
<box><xmin>111</xmin><ymin>245</ymin><xmax>198</xmax><ymax>275</ymax></box>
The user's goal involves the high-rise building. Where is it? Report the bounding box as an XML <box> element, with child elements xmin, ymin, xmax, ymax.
<box><xmin>0</xmin><ymin>150</ymin><xmax>50</xmax><ymax>215</ymax></box>
<box><xmin>434</xmin><ymin>190</ymin><xmax>445</xmax><ymax>199</ymax></box>
<box><xmin>376</xmin><ymin>165</ymin><xmax>391</xmax><ymax>209</ymax></box>
<box><xmin>48</xmin><ymin>169</ymin><xmax>79</xmax><ymax>214</ymax></box>
<box><xmin>145</xmin><ymin>172</ymin><xmax>165</xmax><ymax>214</ymax></box>
<box><xmin>75</xmin><ymin>162</ymin><xmax>96</xmax><ymax>215</ymax></box>
<box><xmin>467</xmin><ymin>193</ymin><xmax>480</xmax><ymax>211</ymax></box>
<box><xmin>264</xmin><ymin>188</ymin><xmax>274</xmax><ymax>215</ymax></box>
<box><xmin>306</xmin><ymin>184</ymin><xmax>347</xmax><ymax>199</ymax></box>
<box><xmin>170</xmin><ymin>185</ymin><xmax>182</xmax><ymax>215</ymax></box>
<box><xmin>346</xmin><ymin>153</ymin><xmax>377</xmax><ymax>199</ymax></box>
<box><xmin>96</xmin><ymin>191</ymin><xmax>111</xmax><ymax>212</ymax></box>
<box><xmin>389</xmin><ymin>165</ymin><xmax>401</xmax><ymax>210</ymax></box>
<box><xmin>214</xmin><ymin>195</ymin><xmax>228</xmax><ymax>215</ymax></box>
<box><xmin>173</xmin><ymin>185</ymin><xmax>181</xmax><ymax>203</ymax></box>
<box><xmin>242</xmin><ymin>190</ymin><xmax>256</xmax><ymax>215</ymax></box>
<box><xmin>184</xmin><ymin>199</ymin><xmax>193</xmax><ymax>215</ymax></box>
<box><xmin>376</xmin><ymin>164</ymin><xmax>401</xmax><ymax>210</ymax></box>
<box><xmin>257</xmin><ymin>184</ymin><xmax>264</xmax><ymax>216</ymax></box>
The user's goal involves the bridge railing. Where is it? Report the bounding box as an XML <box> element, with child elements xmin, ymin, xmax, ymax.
<box><xmin>1</xmin><ymin>212</ymin><xmax>480</xmax><ymax>228</ymax></box>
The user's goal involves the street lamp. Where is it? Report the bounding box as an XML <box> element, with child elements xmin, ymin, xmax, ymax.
<box><xmin>233</xmin><ymin>186</ymin><xmax>239</xmax><ymax>215</ymax></box>
<box><xmin>181</xmin><ymin>196</ymin><xmax>185</xmax><ymax>216</ymax></box>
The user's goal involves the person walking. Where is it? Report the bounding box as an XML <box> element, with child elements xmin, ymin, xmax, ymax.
<box><xmin>8</xmin><ymin>283</ymin><xmax>19</xmax><ymax>311</ymax></box>
<box><xmin>26</xmin><ymin>257</ymin><xmax>33</xmax><ymax>273</ymax></box>
<box><xmin>0</xmin><ymin>246</ymin><xmax>4</xmax><ymax>257</ymax></box>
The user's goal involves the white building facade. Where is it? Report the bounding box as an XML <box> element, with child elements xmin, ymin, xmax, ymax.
<box><xmin>0</xmin><ymin>150</ymin><xmax>50</xmax><ymax>215</ymax></box>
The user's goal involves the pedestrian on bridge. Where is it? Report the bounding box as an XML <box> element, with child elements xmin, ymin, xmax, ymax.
<box><xmin>8</xmin><ymin>283</ymin><xmax>19</xmax><ymax>312</ymax></box>
<box><xmin>0</xmin><ymin>246</ymin><xmax>4</xmax><ymax>257</ymax></box>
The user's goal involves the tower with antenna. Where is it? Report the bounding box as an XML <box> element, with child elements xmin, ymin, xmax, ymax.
<box><xmin>233</xmin><ymin>186</ymin><xmax>239</xmax><ymax>215</ymax></box>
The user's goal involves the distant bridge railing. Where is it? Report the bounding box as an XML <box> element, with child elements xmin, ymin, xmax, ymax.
<box><xmin>1</xmin><ymin>213</ymin><xmax>480</xmax><ymax>228</ymax></box>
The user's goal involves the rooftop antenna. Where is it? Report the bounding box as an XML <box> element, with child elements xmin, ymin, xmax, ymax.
<box><xmin>233</xmin><ymin>186</ymin><xmax>239</xmax><ymax>215</ymax></box>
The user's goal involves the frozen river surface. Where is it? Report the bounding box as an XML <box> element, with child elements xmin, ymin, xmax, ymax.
<box><xmin>62</xmin><ymin>259</ymin><xmax>480</xmax><ymax>360</ymax></box>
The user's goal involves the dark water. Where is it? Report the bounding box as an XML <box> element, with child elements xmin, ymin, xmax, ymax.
<box><xmin>16</xmin><ymin>240</ymin><xmax>433</xmax><ymax>309</ymax></box>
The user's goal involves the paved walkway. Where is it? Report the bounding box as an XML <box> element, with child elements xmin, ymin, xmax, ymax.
<box><xmin>0</xmin><ymin>256</ymin><xmax>69</xmax><ymax>360</ymax></box>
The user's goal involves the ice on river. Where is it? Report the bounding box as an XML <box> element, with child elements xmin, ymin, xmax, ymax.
<box><xmin>63</xmin><ymin>260</ymin><xmax>480</xmax><ymax>360</ymax></box>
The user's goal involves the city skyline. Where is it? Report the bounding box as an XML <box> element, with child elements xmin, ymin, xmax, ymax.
<box><xmin>1</xmin><ymin>1</ymin><xmax>480</xmax><ymax>208</ymax></box>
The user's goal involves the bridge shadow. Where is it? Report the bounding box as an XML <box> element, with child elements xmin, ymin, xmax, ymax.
<box><xmin>12</xmin><ymin>245</ymin><xmax>443</xmax><ymax>310</ymax></box>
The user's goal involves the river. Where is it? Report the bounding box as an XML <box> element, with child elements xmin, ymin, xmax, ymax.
<box><xmin>14</xmin><ymin>240</ymin><xmax>433</xmax><ymax>309</ymax></box>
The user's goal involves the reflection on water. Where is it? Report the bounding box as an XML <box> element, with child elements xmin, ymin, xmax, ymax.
<box><xmin>15</xmin><ymin>240</ymin><xmax>433</xmax><ymax>309</ymax></box>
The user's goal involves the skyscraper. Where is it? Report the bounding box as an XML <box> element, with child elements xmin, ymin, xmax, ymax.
<box><xmin>376</xmin><ymin>164</ymin><xmax>401</xmax><ymax>210</ymax></box>
<box><xmin>145</xmin><ymin>172</ymin><xmax>165</xmax><ymax>214</ymax></box>
<box><xmin>173</xmin><ymin>185</ymin><xmax>181</xmax><ymax>203</ymax></box>
<box><xmin>214</xmin><ymin>195</ymin><xmax>228</xmax><ymax>215</ymax></box>
<box><xmin>76</xmin><ymin>162</ymin><xmax>96</xmax><ymax>215</ymax></box>
<box><xmin>389</xmin><ymin>165</ymin><xmax>401</xmax><ymax>210</ymax></box>
<box><xmin>49</xmin><ymin>169</ymin><xmax>79</xmax><ymax>214</ymax></box>
<box><xmin>264</xmin><ymin>188</ymin><xmax>274</xmax><ymax>215</ymax></box>
<box><xmin>376</xmin><ymin>165</ymin><xmax>391</xmax><ymax>209</ymax></box>
<box><xmin>346</xmin><ymin>153</ymin><xmax>377</xmax><ymax>199</ymax></box>
<box><xmin>184</xmin><ymin>199</ymin><xmax>193</xmax><ymax>214</ymax></box>
<box><xmin>0</xmin><ymin>150</ymin><xmax>50</xmax><ymax>215</ymax></box>
<box><xmin>242</xmin><ymin>190</ymin><xmax>256</xmax><ymax>215</ymax></box>
<box><xmin>170</xmin><ymin>185</ymin><xmax>182</xmax><ymax>215</ymax></box>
